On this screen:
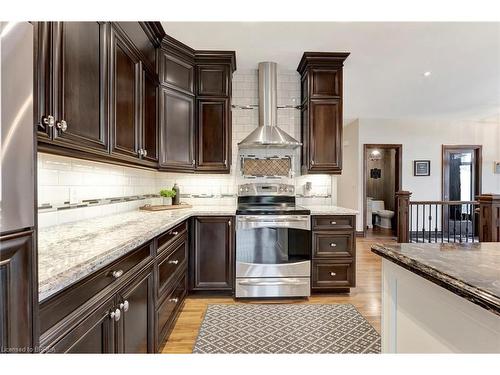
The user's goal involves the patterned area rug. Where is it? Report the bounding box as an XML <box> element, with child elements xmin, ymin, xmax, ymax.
<box><xmin>193</xmin><ymin>304</ymin><xmax>381</xmax><ymax>354</ymax></box>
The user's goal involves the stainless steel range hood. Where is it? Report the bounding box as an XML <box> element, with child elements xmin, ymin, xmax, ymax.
<box><xmin>238</xmin><ymin>62</ymin><xmax>302</xmax><ymax>149</ymax></box>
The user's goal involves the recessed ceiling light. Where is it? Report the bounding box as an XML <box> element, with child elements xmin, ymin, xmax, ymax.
<box><xmin>423</xmin><ymin>71</ymin><xmax>432</xmax><ymax>77</ymax></box>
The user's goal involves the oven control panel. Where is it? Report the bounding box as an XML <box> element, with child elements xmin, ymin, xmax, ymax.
<box><xmin>238</xmin><ymin>183</ymin><xmax>294</xmax><ymax>196</ymax></box>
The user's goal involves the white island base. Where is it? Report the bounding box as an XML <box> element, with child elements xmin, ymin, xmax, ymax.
<box><xmin>381</xmin><ymin>259</ymin><xmax>500</xmax><ymax>353</ymax></box>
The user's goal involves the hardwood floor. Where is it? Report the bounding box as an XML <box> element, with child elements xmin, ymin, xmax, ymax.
<box><xmin>161</xmin><ymin>233</ymin><xmax>395</xmax><ymax>353</ymax></box>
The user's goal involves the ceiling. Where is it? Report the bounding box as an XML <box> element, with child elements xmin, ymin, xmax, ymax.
<box><xmin>161</xmin><ymin>22</ymin><xmax>500</xmax><ymax>120</ymax></box>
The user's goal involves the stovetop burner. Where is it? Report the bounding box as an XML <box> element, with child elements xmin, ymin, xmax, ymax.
<box><xmin>236</xmin><ymin>184</ymin><xmax>310</xmax><ymax>215</ymax></box>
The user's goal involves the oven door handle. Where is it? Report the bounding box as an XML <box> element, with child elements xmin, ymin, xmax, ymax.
<box><xmin>238</xmin><ymin>279</ymin><xmax>309</xmax><ymax>286</ymax></box>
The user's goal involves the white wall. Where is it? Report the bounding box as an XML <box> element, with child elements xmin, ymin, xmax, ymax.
<box><xmin>338</xmin><ymin>117</ymin><xmax>500</xmax><ymax>231</ymax></box>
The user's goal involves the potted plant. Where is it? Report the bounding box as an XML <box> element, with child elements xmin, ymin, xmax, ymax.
<box><xmin>159</xmin><ymin>189</ymin><xmax>176</xmax><ymax>206</ymax></box>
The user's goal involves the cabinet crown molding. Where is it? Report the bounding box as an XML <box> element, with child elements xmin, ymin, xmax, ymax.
<box><xmin>195</xmin><ymin>50</ymin><xmax>237</xmax><ymax>72</ymax></box>
<box><xmin>297</xmin><ymin>52</ymin><xmax>350</xmax><ymax>74</ymax></box>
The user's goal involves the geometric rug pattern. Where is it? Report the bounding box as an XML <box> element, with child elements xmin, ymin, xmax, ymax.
<box><xmin>193</xmin><ymin>304</ymin><xmax>381</xmax><ymax>354</ymax></box>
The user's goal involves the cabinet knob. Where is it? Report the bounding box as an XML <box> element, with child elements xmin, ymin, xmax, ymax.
<box><xmin>228</xmin><ymin>220</ymin><xmax>231</xmax><ymax>227</ymax></box>
<box><xmin>43</xmin><ymin>115</ymin><xmax>55</xmax><ymax>127</ymax></box>
<box><xmin>192</xmin><ymin>159</ymin><xmax>195</xmax><ymax>166</ymax></box>
<box><xmin>168</xmin><ymin>259</ymin><xmax>179</xmax><ymax>265</ymax></box>
<box><xmin>311</xmin><ymin>160</ymin><xmax>315</xmax><ymax>166</ymax></box>
<box><xmin>329</xmin><ymin>243</ymin><xmax>337</xmax><ymax>247</ymax></box>
<box><xmin>168</xmin><ymin>297</ymin><xmax>178</xmax><ymax>304</ymax></box>
<box><xmin>330</xmin><ymin>221</ymin><xmax>337</xmax><ymax>225</ymax></box>
<box><xmin>330</xmin><ymin>272</ymin><xmax>337</xmax><ymax>277</ymax></box>
<box><xmin>138</xmin><ymin>149</ymin><xmax>144</xmax><ymax>157</ymax></box>
<box><xmin>171</xmin><ymin>231</ymin><xmax>179</xmax><ymax>236</ymax></box>
<box><xmin>111</xmin><ymin>269</ymin><xmax>124</xmax><ymax>279</ymax></box>
<box><xmin>119</xmin><ymin>300</ymin><xmax>129</xmax><ymax>312</ymax></box>
<box><xmin>56</xmin><ymin>120</ymin><xmax>68</xmax><ymax>132</ymax></box>
<box><xmin>110</xmin><ymin>308</ymin><xmax>121</xmax><ymax>321</ymax></box>
<box><xmin>143</xmin><ymin>149</ymin><xmax>148</xmax><ymax>157</ymax></box>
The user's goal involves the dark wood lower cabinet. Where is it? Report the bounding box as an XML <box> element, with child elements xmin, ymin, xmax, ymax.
<box><xmin>39</xmin><ymin>222</ymin><xmax>193</xmax><ymax>353</ymax></box>
<box><xmin>49</xmin><ymin>296</ymin><xmax>115</xmax><ymax>353</ymax></box>
<box><xmin>116</xmin><ymin>266</ymin><xmax>154</xmax><ymax>353</ymax></box>
<box><xmin>311</xmin><ymin>215</ymin><xmax>356</xmax><ymax>292</ymax></box>
<box><xmin>0</xmin><ymin>230</ymin><xmax>37</xmax><ymax>353</ymax></box>
<box><xmin>191</xmin><ymin>216</ymin><xmax>234</xmax><ymax>291</ymax></box>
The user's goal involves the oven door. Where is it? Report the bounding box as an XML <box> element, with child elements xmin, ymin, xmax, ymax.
<box><xmin>236</xmin><ymin>215</ymin><xmax>311</xmax><ymax>278</ymax></box>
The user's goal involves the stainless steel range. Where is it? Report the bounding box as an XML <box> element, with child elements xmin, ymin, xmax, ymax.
<box><xmin>235</xmin><ymin>183</ymin><xmax>311</xmax><ymax>298</ymax></box>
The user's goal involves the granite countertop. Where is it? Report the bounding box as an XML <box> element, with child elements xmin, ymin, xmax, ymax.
<box><xmin>39</xmin><ymin>204</ymin><xmax>358</xmax><ymax>302</ymax></box>
<box><xmin>305</xmin><ymin>205</ymin><xmax>358</xmax><ymax>215</ymax></box>
<box><xmin>371</xmin><ymin>242</ymin><xmax>500</xmax><ymax>316</ymax></box>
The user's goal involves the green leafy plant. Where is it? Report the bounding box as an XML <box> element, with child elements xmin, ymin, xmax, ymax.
<box><xmin>159</xmin><ymin>189</ymin><xmax>176</xmax><ymax>198</ymax></box>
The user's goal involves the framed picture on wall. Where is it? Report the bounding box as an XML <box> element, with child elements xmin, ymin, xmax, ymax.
<box><xmin>414</xmin><ymin>160</ymin><xmax>430</xmax><ymax>176</ymax></box>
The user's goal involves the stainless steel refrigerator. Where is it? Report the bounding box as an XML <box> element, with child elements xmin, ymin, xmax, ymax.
<box><xmin>0</xmin><ymin>21</ymin><xmax>38</xmax><ymax>353</ymax></box>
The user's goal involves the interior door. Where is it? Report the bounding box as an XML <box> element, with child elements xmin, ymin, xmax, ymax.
<box><xmin>52</xmin><ymin>22</ymin><xmax>109</xmax><ymax>152</ymax></box>
<box><xmin>442</xmin><ymin>146</ymin><xmax>482</xmax><ymax>235</ymax></box>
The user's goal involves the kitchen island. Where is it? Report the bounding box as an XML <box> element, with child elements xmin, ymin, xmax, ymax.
<box><xmin>371</xmin><ymin>242</ymin><xmax>500</xmax><ymax>353</ymax></box>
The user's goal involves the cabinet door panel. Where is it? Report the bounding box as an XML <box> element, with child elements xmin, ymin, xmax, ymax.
<box><xmin>34</xmin><ymin>22</ymin><xmax>52</xmax><ymax>140</ymax></box>
<box><xmin>50</xmin><ymin>296</ymin><xmax>115</xmax><ymax>353</ymax></box>
<box><xmin>197</xmin><ymin>65</ymin><xmax>229</xmax><ymax>97</ymax></box>
<box><xmin>111</xmin><ymin>27</ymin><xmax>140</xmax><ymax>159</ymax></box>
<box><xmin>0</xmin><ymin>231</ymin><xmax>35</xmax><ymax>353</ymax></box>
<box><xmin>309</xmin><ymin>99</ymin><xmax>342</xmax><ymax>173</ymax></box>
<box><xmin>311</xmin><ymin>68</ymin><xmax>341</xmax><ymax>98</ymax></box>
<box><xmin>192</xmin><ymin>217</ymin><xmax>234</xmax><ymax>290</ymax></box>
<box><xmin>160</xmin><ymin>53</ymin><xmax>194</xmax><ymax>94</ymax></box>
<box><xmin>52</xmin><ymin>22</ymin><xmax>108</xmax><ymax>152</ymax></box>
<box><xmin>197</xmin><ymin>98</ymin><xmax>229</xmax><ymax>172</ymax></box>
<box><xmin>142</xmin><ymin>70</ymin><xmax>158</xmax><ymax>162</ymax></box>
<box><xmin>117</xmin><ymin>268</ymin><xmax>154</xmax><ymax>353</ymax></box>
<box><xmin>159</xmin><ymin>88</ymin><xmax>194</xmax><ymax>171</ymax></box>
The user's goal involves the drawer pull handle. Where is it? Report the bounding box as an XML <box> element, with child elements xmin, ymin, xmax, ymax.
<box><xmin>119</xmin><ymin>300</ymin><xmax>129</xmax><ymax>312</ymax></box>
<box><xmin>111</xmin><ymin>270</ymin><xmax>124</xmax><ymax>279</ymax></box>
<box><xmin>168</xmin><ymin>297</ymin><xmax>179</xmax><ymax>304</ymax></box>
<box><xmin>330</xmin><ymin>221</ymin><xmax>337</xmax><ymax>225</ymax></box>
<box><xmin>109</xmin><ymin>308</ymin><xmax>121</xmax><ymax>321</ymax></box>
<box><xmin>329</xmin><ymin>243</ymin><xmax>337</xmax><ymax>247</ymax></box>
<box><xmin>330</xmin><ymin>272</ymin><xmax>337</xmax><ymax>277</ymax></box>
<box><xmin>168</xmin><ymin>260</ymin><xmax>179</xmax><ymax>265</ymax></box>
<box><xmin>172</xmin><ymin>231</ymin><xmax>179</xmax><ymax>235</ymax></box>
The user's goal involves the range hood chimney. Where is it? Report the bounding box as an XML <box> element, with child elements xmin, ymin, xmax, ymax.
<box><xmin>237</xmin><ymin>62</ymin><xmax>302</xmax><ymax>149</ymax></box>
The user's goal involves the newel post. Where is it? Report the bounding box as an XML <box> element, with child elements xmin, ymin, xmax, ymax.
<box><xmin>396</xmin><ymin>191</ymin><xmax>412</xmax><ymax>243</ymax></box>
<box><xmin>477</xmin><ymin>194</ymin><xmax>500</xmax><ymax>242</ymax></box>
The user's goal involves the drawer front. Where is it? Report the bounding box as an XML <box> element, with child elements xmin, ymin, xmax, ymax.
<box><xmin>156</xmin><ymin>270</ymin><xmax>187</xmax><ymax>347</ymax></box>
<box><xmin>312</xmin><ymin>260</ymin><xmax>355</xmax><ymax>289</ymax></box>
<box><xmin>157</xmin><ymin>221</ymin><xmax>187</xmax><ymax>254</ymax></box>
<box><xmin>40</xmin><ymin>241</ymin><xmax>153</xmax><ymax>334</ymax></box>
<box><xmin>312</xmin><ymin>215</ymin><xmax>355</xmax><ymax>231</ymax></box>
<box><xmin>313</xmin><ymin>231</ymin><xmax>354</xmax><ymax>258</ymax></box>
<box><xmin>157</xmin><ymin>236</ymin><xmax>187</xmax><ymax>298</ymax></box>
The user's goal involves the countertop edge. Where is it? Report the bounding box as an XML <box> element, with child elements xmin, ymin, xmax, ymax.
<box><xmin>371</xmin><ymin>244</ymin><xmax>500</xmax><ymax>316</ymax></box>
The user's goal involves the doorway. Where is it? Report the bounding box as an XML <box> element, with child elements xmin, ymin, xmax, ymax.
<box><xmin>363</xmin><ymin>144</ymin><xmax>402</xmax><ymax>238</ymax></box>
<box><xmin>442</xmin><ymin>145</ymin><xmax>482</xmax><ymax>233</ymax></box>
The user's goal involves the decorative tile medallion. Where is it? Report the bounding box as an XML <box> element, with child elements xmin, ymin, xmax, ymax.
<box><xmin>193</xmin><ymin>304</ymin><xmax>381</xmax><ymax>354</ymax></box>
<box><xmin>242</xmin><ymin>158</ymin><xmax>291</xmax><ymax>177</ymax></box>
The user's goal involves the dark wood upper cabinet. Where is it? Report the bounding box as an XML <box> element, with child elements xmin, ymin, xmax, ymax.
<box><xmin>159</xmin><ymin>87</ymin><xmax>195</xmax><ymax>171</ymax></box>
<box><xmin>0</xmin><ymin>231</ymin><xmax>36</xmax><ymax>353</ymax></box>
<box><xmin>196</xmin><ymin>98</ymin><xmax>230</xmax><ymax>172</ymax></box>
<box><xmin>142</xmin><ymin>70</ymin><xmax>159</xmax><ymax>163</ymax></box>
<box><xmin>116</xmin><ymin>267</ymin><xmax>154</xmax><ymax>354</ymax></box>
<box><xmin>52</xmin><ymin>22</ymin><xmax>109</xmax><ymax>152</ymax></box>
<box><xmin>34</xmin><ymin>22</ymin><xmax>52</xmax><ymax>140</ymax></box>
<box><xmin>191</xmin><ymin>216</ymin><xmax>234</xmax><ymax>291</ymax></box>
<box><xmin>197</xmin><ymin>64</ymin><xmax>229</xmax><ymax>97</ymax></box>
<box><xmin>110</xmin><ymin>26</ymin><xmax>141</xmax><ymax>160</ymax></box>
<box><xmin>116</xmin><ymin>22</ymin><xmax>156</xmax><ymax>72</ymax></box>
<box><xmin>297</xmin><ymin>52</ymin><xmax>349</xmax><ymax>174</ymax></box>
<box><xmin>194</xmin><ymin>52</ymin><xmax>235</xmax><ymax>173</ymax></box>
<box><xmin>160</xmin><ymin>52</ymin><xmax>194</xmax><ymax>95</ymax></box>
